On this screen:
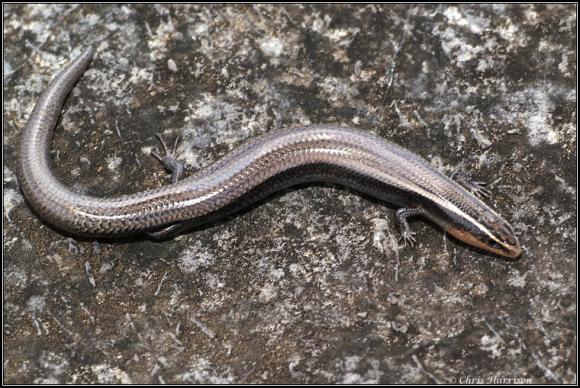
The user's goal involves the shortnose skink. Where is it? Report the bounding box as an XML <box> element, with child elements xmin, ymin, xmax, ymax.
<box><xmin>16</xmin><ymin>47</ymin><xmax>522</xmax><ymax>259</ymax></box>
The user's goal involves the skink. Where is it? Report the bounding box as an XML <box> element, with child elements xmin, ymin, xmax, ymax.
<box><xmin>16</xmin><ymin>47</ymin><xmax>522</xmax><ymax>259</ymax></box>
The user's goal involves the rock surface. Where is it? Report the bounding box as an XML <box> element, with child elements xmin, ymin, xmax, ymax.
<box><xmin>4</xmin><ymin>4</ymin><xmax>576</xmax><ymax>384</ymax></box>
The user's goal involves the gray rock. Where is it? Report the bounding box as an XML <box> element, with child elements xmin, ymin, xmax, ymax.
<box><xmin>4</xmin><ymin>4</ymin><xmax>576</xmax><ymax>384</ymax></box>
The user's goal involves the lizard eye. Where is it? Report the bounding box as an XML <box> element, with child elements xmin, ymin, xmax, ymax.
<box><xmin>484</xmin><ymin>237</ymin><xmax>503</xmax><ymax>250</ymax></box>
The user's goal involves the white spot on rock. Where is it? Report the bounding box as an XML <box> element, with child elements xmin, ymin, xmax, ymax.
<box><xmin>27</xmin><ymin>295</ymin><xmax>46</xmax><ymax>313</ymax></box>
<box><xmin>167</xmin><ymin>58</ymin><xmax>178</xmax><ymax>72</ymax></box>
<box><xmin>106</xmin><ymin>156</ymin><xmax>122</xmax><ymax>172</ymax></box>
<box><xmin>3</xmin><ymin>188</ymin><xmax>22</xmax><ymax>221</ymax></box>
<box><xmin>259</xmin><ymin>37</ymin><xmax>284</xmax><ymax>58</ymax></box>
<box><xmin>259</xmin><ymin>282</ymin><xmax>277</xmax><ymax>302</ymax></box>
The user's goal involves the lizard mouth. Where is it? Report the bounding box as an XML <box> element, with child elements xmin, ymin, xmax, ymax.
<box><xmin>445</xmin><ymin>225</ymin><xmax>522</xmax><ymax>259</ymax></box>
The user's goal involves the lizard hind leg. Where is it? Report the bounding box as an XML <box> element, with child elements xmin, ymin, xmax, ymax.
<box><xmin>147</xmin><ymin>133</ymin><xmax>187</xmax><ymax>239</ymax></box>
<box><xmin>151</xmin><ymin>133</ymin><xmax>183</xmax><ymax>183</ymax></box>
<box><xmin>395</xmin><ymin>205</ymin><xmax>426</xmax><ymax>248</ymax></box>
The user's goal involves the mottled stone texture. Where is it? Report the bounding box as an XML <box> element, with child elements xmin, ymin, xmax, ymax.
<box><xmin>3</xmin><ymin>4</ymin><xmax>576</xmax><ymax>384</ymax></box>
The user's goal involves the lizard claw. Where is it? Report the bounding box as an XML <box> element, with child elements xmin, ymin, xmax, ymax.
<box><xmin>399</xmin><ymin>230</ymin><xmax>417</xmax><ymax>248</ymax></box>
